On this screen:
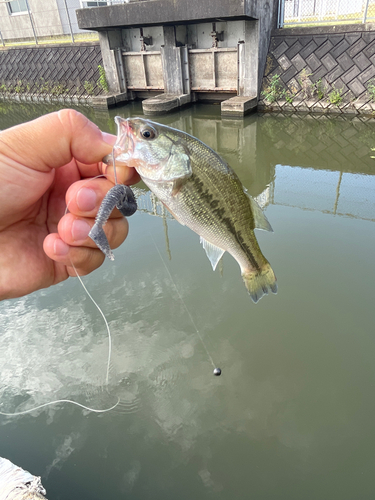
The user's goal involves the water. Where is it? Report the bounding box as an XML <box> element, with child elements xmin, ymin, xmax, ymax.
<box><xmin>1</xmin><ymin>101</ymin><xmax>375</xmax><ymax>499</ymax></box>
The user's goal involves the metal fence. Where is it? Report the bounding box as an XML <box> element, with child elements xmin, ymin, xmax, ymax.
<box><xmin>0</xmin><ymin>0</ymin><xmax>91</xmax><ymax>45</ymax></box>
<box><xmin>278</xmin><ymin>0</ymin><xmax>375</xmax><ymax>27</ymax></box>
<box><xmin>0</xmin><ymin>0</ymin><xmax>134</xmax><ymax>46</ymax></box>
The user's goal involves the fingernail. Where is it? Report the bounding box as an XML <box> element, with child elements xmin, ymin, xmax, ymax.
<box><xmin>102</xmin><ymin>131</ymin><xmax>116</xmax><ymax>146</ymax></box>
<box><xmin>77</xmin><ymin>188</ymin><xmax>97</xmax><ymax>211</ymax></box>
<box><xmin>72</xmin><ymin>220</ymin><xmax>91</xmax><ymax>241</ymax></box>
<box><xmin>54</xmin><ymin>239</ymin><xmax>69</xmax><ymax>256</ymax></box>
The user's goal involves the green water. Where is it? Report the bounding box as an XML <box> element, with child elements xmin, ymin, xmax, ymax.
<box><xmin>1</xmin><ymin>101</ymin><xmax>375</xmax><ymax>500</ymax></box>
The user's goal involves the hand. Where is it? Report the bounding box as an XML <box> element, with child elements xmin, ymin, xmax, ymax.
<box><xmin>0</xmin><ymin>109</ymin><xmax>140</xmax><ymax>300</ymax></box>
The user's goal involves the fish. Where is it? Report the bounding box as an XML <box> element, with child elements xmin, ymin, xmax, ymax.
<box><xmin>100</xmin><ymin>116</ymin><xmax>277</xmax><ymax>303</ymax></box>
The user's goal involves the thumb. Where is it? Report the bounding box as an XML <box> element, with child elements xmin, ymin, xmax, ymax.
<box><xmin>0</xmin><ymin>109</ymin><xmax>115</xmax><ymax>172</ymax></box>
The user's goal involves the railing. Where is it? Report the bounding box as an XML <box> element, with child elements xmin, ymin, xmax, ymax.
<box><xmin>278</xmin><ymin>0</ymin><xmax>375</xmax><ymax>27</ymax></box>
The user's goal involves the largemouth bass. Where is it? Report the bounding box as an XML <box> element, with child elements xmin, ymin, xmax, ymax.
<box><xmin>103</xmin><ymin>117</ymin><xmax>277</xmax><ymax>303</ymax></box>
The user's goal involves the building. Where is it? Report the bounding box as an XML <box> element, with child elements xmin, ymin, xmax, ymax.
<box><xmin>0</xmin><ymin>0</ymin><xmax>91</xmax><ymax>42</ymax></box>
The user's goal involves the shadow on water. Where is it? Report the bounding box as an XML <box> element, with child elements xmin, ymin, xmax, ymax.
<box><xmin>1</xmin><ymin>102</ymin><xmax>375</xmax><ymax>500</ymax></box>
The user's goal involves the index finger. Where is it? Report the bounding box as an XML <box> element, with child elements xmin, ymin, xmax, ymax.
<box><xmin>0</xmin><ymin>109</ymin><xmax>115</xmax><ymax>173</ymax></box>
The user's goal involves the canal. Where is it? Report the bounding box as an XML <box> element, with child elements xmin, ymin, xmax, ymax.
<box><xmin>1</xmin><ymin>101</ymin><xmax>375</xmax><ymax>500</ymax></box>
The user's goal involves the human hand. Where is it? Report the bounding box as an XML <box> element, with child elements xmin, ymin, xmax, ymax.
<box><xmin>0</xmin><ymin>109</ymin><xmax>140</xmax><ymax>300</ymax></box>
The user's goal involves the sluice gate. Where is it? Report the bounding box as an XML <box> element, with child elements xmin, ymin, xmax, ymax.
<box><xmin>76</xmin><ymin>0</ymin><xmax>279</xmax><ymax>116</ymax></box>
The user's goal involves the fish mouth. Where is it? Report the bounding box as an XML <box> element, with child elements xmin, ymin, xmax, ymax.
<box><xmin>102</xmin><ymin>117</ymin><xmax>135</xmax><ymax>166</ymax></box>
<box><xmin>114</xmin><ymin>116</ymin><xmax>135</xmax><ymax>162</ymax></box>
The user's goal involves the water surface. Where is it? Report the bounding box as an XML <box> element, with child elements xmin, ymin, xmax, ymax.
<box><xmin>1</xmin><ymin>101</ymin><xmax>375</xmax><ymax>500</ymax></box>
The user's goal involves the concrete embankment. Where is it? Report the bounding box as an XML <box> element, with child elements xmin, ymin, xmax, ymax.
<box><xmin>260</xmin><ymin>23</ymin><xmax>375</xmax><ymax>117</ymax></box>
<box><xmin>0</xmin><ymin>42</ymin><xmax>104</xmax><ymax>105</ymax></box>
<box><xmin>2</xmin><ymin>16</ymin><xmax>375</xmax><ymax>117</ymax></box>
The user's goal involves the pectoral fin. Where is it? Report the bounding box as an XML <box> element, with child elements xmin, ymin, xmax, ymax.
<box><xmin>244</xmin><ymin>189</ymin><xmax>273</xmax><ymax>232</ymax></box>
<box><xmin>200</xmin><ymin>237</ymin><xmax>225</xmax><ymax>271</ymax></box>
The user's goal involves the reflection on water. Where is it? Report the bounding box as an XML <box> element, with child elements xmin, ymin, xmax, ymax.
<box><xmin>1</xmin><ymin>103</ymin><xmax>375</xmax><ymax>500</ymax></box>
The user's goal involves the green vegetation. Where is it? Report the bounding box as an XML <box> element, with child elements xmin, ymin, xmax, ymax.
<box><xmin>261</xmin><ymin>70</ymin><xmax>348</xmax><ymax>109</ymax></box>
<box><xmin>1</xmin><ymin>32</ymin><xmax>99</xmax><ymax>48</ymax></box>
<box><xmin>83</xmin><ymin>81</ymin><xmax>95</xmax><ymax>95</ymax></box>
<box><xmin>298</xmin><ymin>68</ymin><xmax>313</xmax><ymax>99</ymax></box>
<box><xmin>367</xmin><ymin>78</ymin><xmax>375</xmax><ymax>101</ymax></box>
<box><xmin>284</xmin><ymin>92</ymin><xmax>294</xmax><ymax>104</ymax></box>
<box><xmin>50</xmin><ymin>83</ymin><xmax>69</xmax><ymax>96</ymax></box>
<box><xmin>328</xmin><ymin>87</ymin><xmax>344</xmax><ymax>106</ymax></box>
<box><xmin>313</xmin><ymin>78</ymin><xmax>325</xmax><ymax>100</ymax></box>
<box><xmin>97</xmin><ymin>65</ymin><xmax>109</xmax><ymax>93</ymax></box>
<box><xmin>261</xmin><ymin>74</ymin><xmax>285</xmax><ymax>103</ymax></box>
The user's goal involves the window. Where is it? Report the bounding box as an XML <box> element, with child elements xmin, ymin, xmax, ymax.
<box><xmin>84</xmin><ymin>1</ymin><xmax>107</xmax><ymax>6</ymax></box>
<box><xmin>7</xmin><ymin>0</ymin><xmax>28</xmax><ymax>14</ymax></box>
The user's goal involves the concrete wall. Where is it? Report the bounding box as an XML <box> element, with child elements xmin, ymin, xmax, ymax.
<box><xmin>261</xmin><ymin>23</ymin><xmax>375</xmax><ymax>114</ymax></box>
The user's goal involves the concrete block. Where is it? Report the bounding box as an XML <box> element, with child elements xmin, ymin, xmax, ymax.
<box><xmin>142</xmin><ymin>93</ymin><xmax>190</xmax><ymax>115</ymax></box>
<box><xmin>300</xmin><ymin>40</ymin><xmax>318</xmax><ymax>59</ymax></box>
<box><xmin>347</xmin><ymin>38</ymin><xmax>366</xmax><ymax>58</ymax></box>
<box><xmin>315</xmin><ymin>40</ymin><xmax>333</xmax><ymax>59</ymax></box>
<box><xmin>221</xmin><ymin>95</ymin><xmax>257</xmax><ymax>117</ymax></box>
<box><xmin>272</xmin><ymin>41</ymin><xmax>288</xmax><ymax>59</ymax></box>
<box><xmin>321</xmin><ymin>53</ymin><xmax>337</xmax><ymax>71</ymax></box>
<box><xmin>330</xmin><ymin>39</ymin><xmax>350</xmax><ymax>58</ymax></box>
<box><xmin>342</xmin><ymin>65</ymin><xmax>361</xmax><ymax>85</ymax></box>
<box><xmin>326</xmin><ymin>65</ymin><xmax>345</xmax><ymax>83</ymax></box>
<box><xmin>291</xmin><ymin>53</ymin><xmax>306</xmax><ymax>72</ymax></box>
<box><xmin>278</xmin><ymin>54</ymin><xmax>291</xmax><ymax>71</ymax></box>
<box><xmin>285</xmin><ymin>41</ymin><xmax>303</xmax><ymax>60</ymax></box>
<box><xmin>282</xmin><ymin>103</ymin><xmax>295</xmax><ymax>112</ymax></box>
<box><xmin>91</xmin><ymin>92</ymin><xmax>128</xmax><ymax>109</ymax></box>
<box><xmin>336</xmin><ymin>52</ymin><xmax>354</xmax><ymax>72</ymax></box>
<box><xmin>358</xmin><ymin>64</ymin><xmax>375</xmax><ymax>84</ymax></box>
<box><xmin>363</xmin><ymin>39</ymin><xmax>375</xmax><ymax>58</ymax></box>
<box><xmin>353</xmin><ymin>52</ymin><xmax>371</xmax><ymax>71</ymax></box>
<box><xmin>280</xmin><ymin>65</ymin><xmax>298</xmax><ymax>83</ymax></box>
<box><xmin>306</xmin><ymin>53</ymin><xmax>321</xmax><ymax>72</ymax></box>
<box><xmin>347</xmin><ymin>79</ymin><xmax>366</xmax><ymax>96</ymax></box>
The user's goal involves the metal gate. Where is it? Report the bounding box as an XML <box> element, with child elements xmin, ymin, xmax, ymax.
<box><xmin>188</xmin><ymin>47</ymin><xmax>238</xmax><ymax>93</ymax></box>
<box><xmin>122</xmin><ymin>50</ymin><xmax>164</xmax><ymax>91</ymax></box>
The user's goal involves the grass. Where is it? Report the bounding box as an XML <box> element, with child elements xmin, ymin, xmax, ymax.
<box><xmin>367</xmin><ymin>78</ymin><xmax>375</xmax><ymax>101</ymax></box>
<box><xmin>328</xmin><ymin>87</ymin><xmax>344</xmax><ymax>105</ymax></box>
<box><xmin>0</xmin><ymin>32</ymin><xmax>99</xmax><ymax>48</ymax></box>
<box><xmin>262</xmin><ymin>74</ymin><xmax>286</xmax><ymax>103</ymax></box>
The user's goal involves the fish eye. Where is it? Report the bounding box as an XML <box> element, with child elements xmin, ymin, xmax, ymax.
<box><xmin>140</xmin><ymin>127</ymin><xmax>156</xmax><ymax>140</ymax></box>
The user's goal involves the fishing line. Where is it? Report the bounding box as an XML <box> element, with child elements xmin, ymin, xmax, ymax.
<box><xmin>112</xmin><ymin>149</ymin><xmax>118</xmax><ymax>185</ymax></box>
<box><xmin>0</xmin><ymin>398</ymin><xmax>120</xmax><ymax>417</ymax></box>
<box><xmin>0</xmin><ymin>173</ymin><xmax>120</xmax><ymax>418</ymax></box>
<box><xmin>150</xmin><ymin>233</ymin><xmax>221</xmax><ymax>375</ymax></box>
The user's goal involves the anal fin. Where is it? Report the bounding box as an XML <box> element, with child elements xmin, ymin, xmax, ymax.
<box><xmin>200</xmin><ymin>237</ymin><xmax>225</xmax><ymax>271</ymax></box>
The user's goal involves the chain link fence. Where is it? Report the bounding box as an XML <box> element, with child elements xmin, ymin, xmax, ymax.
<box><xmin>278</xmin><ymin>0</ymin><xmax>375</xmax><ymax>27</ymax></box>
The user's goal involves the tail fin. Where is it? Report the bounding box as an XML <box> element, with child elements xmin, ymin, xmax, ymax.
<box><xmin>242</xmin><ymin>263</ymin><xmax>277</xmax><ymax>303</ymax></box>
